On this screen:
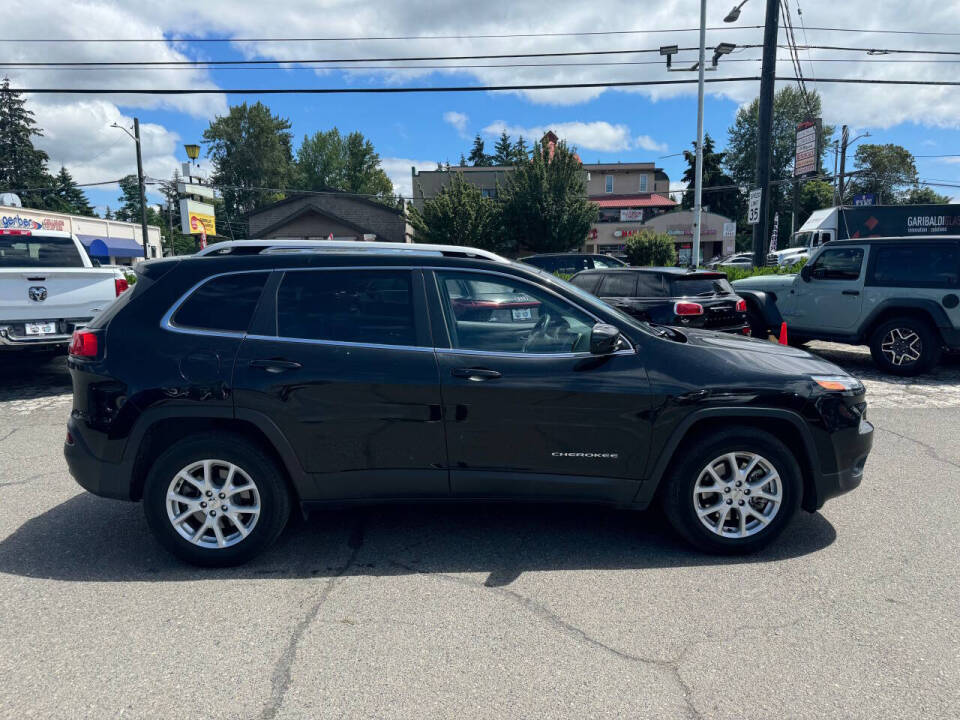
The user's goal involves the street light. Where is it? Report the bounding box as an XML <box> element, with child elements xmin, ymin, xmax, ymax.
<box><xmin>724</xmin><ymin>0</ymin><xmax>750</xmax><ymax>23</ymax></box>
<box><xmin>110</xmin><ymin>119</ymin><xmax>150</xmax><ymax>261</ymax></box>
<box><xmin>184</xmin><ymin>144</ymin><xmax>200</xmax><ymax>160</ymax></box>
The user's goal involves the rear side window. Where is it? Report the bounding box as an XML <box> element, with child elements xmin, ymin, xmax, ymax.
<box><xmin>569</xmin><ymin>273</ymin><xmax>601</xmax><ymax>294</ymax></box>
<box><xmin>173</xmin><ymin>272</ymin><xmax>267</xmax><ymax>332</ymax></box>
<box><xmin>669</xmin><ymin>276</ymin><xmax>734</xmax><ymax>296</ymax></box>
<box><xmin>276</xmin><ymin>269</ymin><xmax>416</xmax><ymax>346</ymax></box>
<box><xmin>635</xmin><ymin>273</ymin><xmax>665</xmax><ymax>296</ymax></box>
<box><xmin>0</xmin><ymin>234</ymin><xmax>84</xmax><ymax>268</ymax></box>
<box><xmin>597</xmin><ymin>273</ymin><xmax>638</xmax><ymax>297</ymax></box>
<box><xmin>869</xmin><ymin>244</ymin><xmax>960</xmax><ymax>288</ymax></box>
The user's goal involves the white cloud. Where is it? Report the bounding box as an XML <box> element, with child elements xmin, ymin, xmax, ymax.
<box><xmin>482</xmin><ymin>121</ymin><xmax>666</xmax><ymax>154</ymax></box>
<box><xmin>443</xmin><ymin>111</ymin><xmax>470</xmax><ymax>137</ymax></box>
<box><xmin>380</xmin><ymin>158</ymin><xmax>440</xmax><ymax>198</ymax></box>
<box><xmin>669</xmin><ymin>180</ymin><xmax>689</xmax><ymax>202</ymax></box>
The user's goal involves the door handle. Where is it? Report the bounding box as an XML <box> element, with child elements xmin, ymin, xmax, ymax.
<box><xmin>451</xmin><ymin>367</ymin><xmax>502</xmax><ymax>381</ymax></box>
<box><xmin>842</xmin><ymin>290</ymin><xmax>860</xmax><ymax>296</ymax></box>
<box><xmin>248</xmin><ymin>358</ymin><xmax>303</xmax><ymax>373</ymax></box>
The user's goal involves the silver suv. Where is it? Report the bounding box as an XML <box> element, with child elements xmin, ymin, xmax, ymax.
<box><xmin>732</xmin><ymin>236</ymin><xmax>960</xmax><ymax>375</ymax></box>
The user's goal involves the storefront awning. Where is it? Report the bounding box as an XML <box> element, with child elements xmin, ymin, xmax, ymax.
<box><xmin>77</xmin><ymin>234</ymin><xmax>142</xmax><ymax>257</ymax></box>
<box><xmin>592</xmin><ymin>194</ymin><xmax>677</xmax><ymax>209</ymax></box>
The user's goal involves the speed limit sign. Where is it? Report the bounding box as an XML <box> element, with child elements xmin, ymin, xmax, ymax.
<box><xmin>747</xmin><ymin>188</ymin><xmax>762</xmax><ymax>225</ymax></box>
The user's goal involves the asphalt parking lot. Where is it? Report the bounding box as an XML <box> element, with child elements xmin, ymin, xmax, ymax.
<box><xmin>1</xmin><ymin>345</ymin><xmax>958</xmax><ymax>719</ymax></box>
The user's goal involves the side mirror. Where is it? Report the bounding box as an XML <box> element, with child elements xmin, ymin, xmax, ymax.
<box><xmin>590</xmin><ymin>323</ymin><xmax>621</xmax><ymax>355</ymax></box>
<box><xmin>800</xmin><ymin>265</ymin><xmax>812</xmax><ymax>282</ymax></box>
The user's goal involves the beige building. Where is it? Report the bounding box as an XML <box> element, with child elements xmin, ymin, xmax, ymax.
<box><xmin>248</xmin><ymin>193</ymin><xmax>412</xmax><ymax>243</ymax></box>
<box><xmin>640</xmin><ymin>209</ymin><xmax>737</xmax><ymax>265</ymax></box>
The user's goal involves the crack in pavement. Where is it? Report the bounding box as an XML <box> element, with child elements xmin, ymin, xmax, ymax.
<box><xmin>260</xmin><ymin>517</ymin><xmax>364</xmax><ymax>720</ymax></box>
<box><xmin>875</xmin><ymin>427</ymin><xmax>960</xmax><ymax>472</ymax></box>
<box><xmin>389</xmin><ymin>559</ymin><xmax>707</xmax><ymax>720</ymax></box>
<box><xmin>0</xmin><ymin>428</ymin><xmax>17</xmax><ymax>445</ymax></box>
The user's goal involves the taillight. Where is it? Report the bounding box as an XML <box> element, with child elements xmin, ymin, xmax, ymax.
<box><xmin>115</xmin><ymin>277</ymin><xmax>129</xmax><ymax>296</ymax></box>
<box><xmin>69</xmin><ymin>329</ymin><xmax>99</xmax><ymax>358</ymax></box>
<box><xmin>735</xmin><ymin>298</ymin><xmax>747</xmax><ymax>312</ymax></box>
<box><xmin>674</xmin><ymin>301</ymin><xmax>704</xmax><ymax>316</ymax></box>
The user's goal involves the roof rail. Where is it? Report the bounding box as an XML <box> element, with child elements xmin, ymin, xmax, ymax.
<box><xmin>194</xmin><ymin>239</ymin><xmax>509</xmax><ymax>263</ymax></box>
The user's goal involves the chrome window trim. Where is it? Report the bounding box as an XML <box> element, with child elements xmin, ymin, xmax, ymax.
<box><xmin>427</xmin><ymin>265</ymin><xmax>635</xmax><ymax>357</ymax></box>
<box><xmin>161</xmin><ymin>264</ymin><xmax>637</xmax><ymax>359</ymax></box>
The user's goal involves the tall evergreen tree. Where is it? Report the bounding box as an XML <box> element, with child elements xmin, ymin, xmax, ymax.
<box><xmin>103</xmin><ymin>206</ymin><xmax>113</xmax><ymax>220</ymax></box>
<box><xmin>680</xmin><ymin>134</ymin><xmax>739</xmax><ymax>220</ymax></box>
<box><xmin>50</xmin><ymin>166</ymin><xmax>94</xmax><ymax>216</ymax></box>
<box><xmin>467</xmin><ymin>134</ymin><xmax>491</xmax><ymax>166</ymax></box>
<box><xmin>512</xmin><ymin>136</ymin><xmax>530</xmax><ymax>165</ymax></box>
<box><xmin>492</xmin><ymin>131</ymin><xmax>513</xmax><ymax>165</ymax></box>
<box><xmin>295</xmin><ymin>128</ymin><xmax>393</xmax><ymax>200</ymax></box>
<box><xmin>0</xmin><ymin>78</ymin><xmax>52</xmax><ymax>208</ymax></box>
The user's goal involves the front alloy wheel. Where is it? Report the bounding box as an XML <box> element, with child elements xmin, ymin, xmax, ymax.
<box><xmin>692</xmin><ymin>452</ymin><xmax>782</xmax><ymax>538</ymax></box>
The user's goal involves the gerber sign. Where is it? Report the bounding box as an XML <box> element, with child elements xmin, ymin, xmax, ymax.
<box><xmin>1</xmin><ymin>214</ymin><xmax>66</xmax><ymax>231</ymax></box>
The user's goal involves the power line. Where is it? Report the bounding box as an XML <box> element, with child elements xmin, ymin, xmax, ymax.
<box><xmin>10</xmin><ymin>76</ymin><xmax>960</xmax><ymax>95</ymax></box>
<box><xmin>790</xmin><ymin>43</ymin><xmax>960</xmax><ymax>56</ymax></box>
<box><xmin>0</xmin><ymin>46</ymin><xmax>737</xmax><ymax>68</ymax></box>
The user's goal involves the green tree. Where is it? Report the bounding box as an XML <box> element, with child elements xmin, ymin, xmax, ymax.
<box><xmin>798</xmin><ymin>178</ymin><xmax>835</xmax><ymax>224</ymax></box>
<box><xmin>0</xmin><ymin>78</ymin><xmax>53</xmax><ymax>209</ymax></box>
<box><xmin>903</xmin><ymin>185</ymin><xmax>952</xmax><ymax>205</ymax></box>
<box><xmin>680</xmin><ymin>133</ymin><xmax>739</xmax><ymax>220</ymax></box>
<box><xmin>848</xmin><ymin>143</ymin><xmax>918</xmax><ymax>204</ymax></box>
<box><xmin>467</xmin><ymin>134</ymin><xmax>491</xmax><ymax>167</ymax></box>
<box><xmin>512</xmin><ymin>136</ymin><xmax>530</xmax><ymax>165</ymax></box>
<box><xmin>409</xmin><ymin>173</ymin><xmax>504</xmax><ymax>251</ymax></box>
<box><xmin>624</xmin><ymin>230</ymin><xmax>677</xmax><ymax>266</ymax></box>
<box><xmin>103</xmin><ymin>206</ymin><xmax>113</xmax><ymax>220</ymax></box>
<box><xmin>726</xmin><ymin>87</ymin><xmax>834</xmax><ymax>224</ymax></box>
<box><xmin>202</xmin><ymin>101</ymin><xmax>294</xmax><ymax>224</ymax></box>
<box><xmin>113</xmin><ymin>174</ymin><xmax>164</xmax><ymax>235</ymax></box>
<box><xmin>296</xmin><ymin>128</ymin><xmax>393</xmax><ymax>199</ymax></box>
<box><xmin>49</xmin><ymin>166</ymin><xmax>94</xmax><ymax>216</ymax></box>
<box><xmin>498</xmin><ymin>139</ymin><xmax>597</xmax><ymax>254</ymax></box>
<box><xmin>492</xmin><ymin>131</ymin><xmax>513</xmax><ymax>166</ymax></box>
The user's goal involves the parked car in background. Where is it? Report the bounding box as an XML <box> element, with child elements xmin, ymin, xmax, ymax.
<box><xmin>64</xmin><ymin>239</ymin><xmax>871</xmax><ymax>566</ymax></box>
<box><xmin>718</xmin><ymin>253</ymin><xmax>755</xmax><ymax>270</ymax></box>
<box><xmin>521</xmin><ymin>253</ymin><xmax>627</xmax><ymax>274</ymax></box>
<box><xmin>734</xmin><ymin>236</ymin><xmax>960</xmax><ymax>375</ymax></box>
<box><xmin>569</xmin><ymin>267</ymin><xmax>750</xmax><ymax>334</ymax></box>
<box><xmin>0</xmin><ymin>229</ymin><xmax>128</xmax><ymax>353</ymax></box>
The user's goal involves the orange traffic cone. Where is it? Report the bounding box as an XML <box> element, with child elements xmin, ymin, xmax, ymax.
<box><xmin>778</xmin><ymin>322</ymin><xmax>788</xmax><ymax>346</ymax></box>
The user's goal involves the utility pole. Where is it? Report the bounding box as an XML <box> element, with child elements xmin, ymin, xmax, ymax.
<box><xmin>751</xmin><ymin>0</ymin><xmax>780</xmax><ymax>267</ymax></box>
<box><xmin>692</xmin><ymin>0</ymin><xmax>707</xmax><ymax>268</ymax></box>
<box><xmin>133</xmin><ymin>118</ymin><xmax>149</xmax><ymax>260</ymax></box>
<box><xmin>837</xmin><ymin>125</ymin><xmax>849</xmax><ymax>205</ymax></box>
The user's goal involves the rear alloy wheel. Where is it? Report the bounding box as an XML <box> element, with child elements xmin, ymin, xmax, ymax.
<box><xmin>662</xmin><ymin>428</ymin><xmax>801</xmax><ymax>554</ymax></box>
<box><xmin>144</xmin><ymin>434</ymin><xmax>290</xmax><ymax>566</ymax></box>
<box><xmin>869</xmin><ymin>317</ymin><xmax>941</xmax><ymax>376</ymax></box>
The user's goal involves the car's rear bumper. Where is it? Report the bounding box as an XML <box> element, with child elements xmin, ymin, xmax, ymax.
<box><xmin>64</xmin><ymin>417</ymin><xmax>134</xmax><ymax>501</ymax></box>
<box><xmin>0</xmin><ymin>317</ymin><xmax>91</xmax><ymax>349</ymax></box>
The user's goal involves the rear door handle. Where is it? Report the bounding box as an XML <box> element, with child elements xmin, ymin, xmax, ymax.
<box><xmin>842</xmin><ymin>290</ymin><xmax>860</xmax><ymax>296</ymax></box>
<box><xmin>451</xmin><ymin>367</ymin><xmax>502</xmax><ymax>381</ymax></box>
<box><xmin>248</xmin><ymin>358</ymin><xmax>303</xmax><ymax>374</ymax></box>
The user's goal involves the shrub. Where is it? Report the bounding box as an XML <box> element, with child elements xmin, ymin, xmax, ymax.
<box><xmin>624</xmin><ymin>230</ymin><xmax>676</xmax><ymax>266</ymax></box>
<box><xmin>721</xmin><ymin>257</ymin><xmax>807</xmax><ymax>282</ymax></box>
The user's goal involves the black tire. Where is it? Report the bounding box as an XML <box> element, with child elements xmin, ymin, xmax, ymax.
<box><xmin>143</xmin><ymin>433</ymin><xmax>291</xmax><ymax>567</ymax></box>
<box><xmin>868</xmin><ymin>316</ymin><xmax>942</xmax><ymax>376</ymax></box>
<box><xmin>661</xmin><ymin>428</ymin><xmax>802</xmax><ymax>554</ymax></box>
<box><xmin>745</xmin><ymin>306</ymin><xmax>769</xmax><ymax>339</ymax></box>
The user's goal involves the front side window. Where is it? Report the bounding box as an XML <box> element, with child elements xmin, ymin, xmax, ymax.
<box><xmin>436</xmin><ymin>271</ymin><xmax>595</xmax><ymax>354</ymax></box>
<box><xmin>569</xmin><ymin>273</ymin><xmax>602</xmax><ymax>294</ymax></box>
<box><xmin>0</xmin><ymin>234</ymin><xmax>84</xmax><ymax>268</ymax></box>
<box><xmin>276</xmin><ymin>269</ymin><xmax>416</xmax><ymax>346</ymax></box>
<box><xmin>592</xmin><ymin>256</ymin><xmax>623</xmax><ymax>269</ymax></box>
<box><xmin>173</xmin><ymin>272</ymin><xmax>268</xmax><ymax>333</ymax></box>
<box><xmin>809</xmin><ymin>248</ymin><xmax>864</xmax><ymax>281</ymax></box>
<box><xmin>605</xmin><ymin>175</ymin><xmax>614</xmax><ymax>193</ymax></box>
<box><xmin>870</xmin><ymin>244</ymin><xmax>959</xmax><ymax>288</ymax></box>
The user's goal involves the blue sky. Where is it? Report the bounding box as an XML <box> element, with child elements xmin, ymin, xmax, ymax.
<box><xmin>8</xmin><ymin>0</ymin><xmax>957</xmax><ymax>217</ymax></box>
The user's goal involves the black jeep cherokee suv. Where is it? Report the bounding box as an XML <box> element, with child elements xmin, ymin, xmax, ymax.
<box><xmin>65</xmin><ymin>243</ymin><xmax>873</xmax><ymax>566</ymax></box>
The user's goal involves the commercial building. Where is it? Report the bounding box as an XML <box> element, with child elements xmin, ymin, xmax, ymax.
<box><xmin>0</xmin><ymin>204</ymin><xmax>162</xmax><ymax>263</ymax></box>
<box><xmin>248</xmin><ymin>192</ymin><xmax>412</xmax><ymax>243</ymax></box>
<box><xmin>640</xmin><ymin>209</ymin><xmax>737</xmax><ymax>265</ymax></box>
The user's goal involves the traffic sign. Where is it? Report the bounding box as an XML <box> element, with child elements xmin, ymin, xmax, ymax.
<box><xmin>748</xmin><ymin>188</ymin><xmax>762</xmax><ymax>225</ymax></box>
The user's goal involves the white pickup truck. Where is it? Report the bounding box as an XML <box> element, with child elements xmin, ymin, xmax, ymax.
<box><xmin>0</xmin><ymin>229</ymin><xmax>127</xmax><ymax>352</ymax></box>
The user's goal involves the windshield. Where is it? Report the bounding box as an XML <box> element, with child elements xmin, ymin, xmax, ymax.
<box><xmin>790</xmin><ymin>231</ymin><xmax>815</xmax><ymax>249</ymax></box>
<box><xmin>0</xmin><ymin>234</ymin><xmax>85</xmax><ymax>268</ymax></box>
<box><xmin>669</xmin><ymin>276</ymin><xmax>734</xmax><ymax>297</ymax></box>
